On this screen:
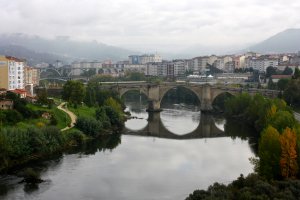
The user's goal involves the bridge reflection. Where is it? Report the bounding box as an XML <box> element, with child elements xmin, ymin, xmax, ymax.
<box><xmin>123</xmin><ymin>112</ymin><xmax>225</xmax><ymax>140</ymax></box>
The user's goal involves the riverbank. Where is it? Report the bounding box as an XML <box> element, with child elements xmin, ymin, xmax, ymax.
<box><xmin>0</xmin><ymin>100</ymin><xmax>125</xmax><ymax>174</ymax></box>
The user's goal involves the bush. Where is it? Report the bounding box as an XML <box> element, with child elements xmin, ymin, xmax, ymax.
<box><xmin>65</xmin><ymin>130</ymin><xmax>85</xmax><ymax>145</ymax></box>
<box><xmin>75</xmin><ymin>116</ymin><xmax>103</xmax><ymax>137</ymax></box>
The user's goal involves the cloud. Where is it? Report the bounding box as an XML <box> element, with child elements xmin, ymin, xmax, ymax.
<box><xmin>0</xmin><ymin>0</ymin><xmax>300</xmax><ymax>52</ymax></box>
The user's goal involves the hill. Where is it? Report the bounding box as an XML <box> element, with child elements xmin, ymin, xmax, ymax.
<box><xmin>248</xmin><ymin>29</ymin><xmax>300</xmax><ymax>53</ymax></box>
<box><xmin>0</xmin><ymin>33</ymin><xmax>137</xmax><ymax>65</ymax></box>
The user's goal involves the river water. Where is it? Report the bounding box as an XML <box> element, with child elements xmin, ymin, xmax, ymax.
<box><xmin>0</xmin><ymin>97</ymin><xmax>256</xmax><ymax>200</ymax></box>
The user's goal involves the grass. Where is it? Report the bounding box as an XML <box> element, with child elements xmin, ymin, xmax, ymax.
<box><xmin>16</xmin><ymin>103</ymin><xmax>71</xmax><ymax>130</ymax></box>
<box><xmin>68</xmin><ymin>105</ymin><xmax>97</xmax><ymax>118</ymax></box>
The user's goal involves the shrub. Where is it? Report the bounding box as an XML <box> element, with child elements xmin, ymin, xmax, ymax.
<box><xmin>75</xmin><ymin>116</ymin><xmax>103</xmax><ymax>137</ymax></box>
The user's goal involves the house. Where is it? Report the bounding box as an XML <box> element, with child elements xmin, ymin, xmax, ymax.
<box><xmin>0</xmin><ymin>100</ymin><xmax>14</xmax><ymax>110</ymax></box>
<box><xmin>271</xmin><ymin>75</ymin><xmax>293</xmax><ymax>83</ymax></box>
<box><xmin>10</xmin><ymin>89</ymin><xmax>27</xmax><ymax>98</ymax></box>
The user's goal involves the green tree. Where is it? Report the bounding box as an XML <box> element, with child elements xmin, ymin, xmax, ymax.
<box><xmin>104</xmin><ymin>97</ymin><xmax>123</xmax><ymax>113</ymax></box>
<box><xmin>293</xmin><ymin>68</ymin><xmax>300</xmax><ymax>79</ymax></box>
<box><xmin>267</xmin><ymin>77</ymin><xmax>276</xmax><ymax>90</ymax></box>
<box><xmin>62</xmin><ymin>80</ymin><xmax>86</xmax><ymax>106</ymax></box>
<box><xmin>36</xmin><ymin>88</ymin><xmax>49</xmax><ymax>105</ymax></box>
<box><xmin>258</xmin><ymin>125</ymin><xmax>281</xmax><ymax>180</ymax></box>
<box><xmin>277</xmin><ymin>79</ymin><xmax>290</xmax><ymax>91</ymax></box>
<box><xmin>269</xmin><ymin>110</ymin><xmax>296</xmax><ymax>133</ymax></box>
<box><xmin>266</xmin><ymin>66</ymin><xmax>277</xmax><ymax>78</ymax></box>
<box><xmin>125</xmin><ymin>72</ymin><xmax>145</xmax><ymax>81</ymax></box>
<box><xmin>283</xmin><ymin>79</ymin><xmax>300</xmax><ymax>106</ymax></box>
<box><xmin>282</xmin><ymin>67</ymin><xmax>293</xmax><ymax>75</ymax></box>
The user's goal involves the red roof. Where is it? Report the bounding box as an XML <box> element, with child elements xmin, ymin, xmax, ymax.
<box><xmin>10</xmin><ymin>89</ymin><xmax>27</xmax><ymax>94</ymax></box>
<box><xmin>271</xmin><ymin>75</ymin><xmax>293</xmax><ymax>79</ymax></box>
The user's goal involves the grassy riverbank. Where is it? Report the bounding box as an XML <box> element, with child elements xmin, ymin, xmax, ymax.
<box><xmin>0</xmin><ymin>101</ymin><xmax>125</xmax><ymax>173</ymax></box>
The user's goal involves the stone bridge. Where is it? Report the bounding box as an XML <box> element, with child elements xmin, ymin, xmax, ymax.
<box><xmin>100</xmin><ymin>82</ymin><xmax>280</xmax><ymax>112</ymax></box>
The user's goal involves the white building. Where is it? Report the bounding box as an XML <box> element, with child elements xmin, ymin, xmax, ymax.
<box><xmin>139</xmin><ymin>54</ymin><xmax>162</xmax><ymax>64</ymax></box>
<box><xmin>173</xmin><ymin>60</ymin><xmax>186</xmax><ymax>77</ymax></box>
<box><xmin>248</xmin><ymin>57</ymin><xmax>278</xmax><ymax>72</ymax></box>
<box><xmin>146</xmin><ymin>63</ymin><xmax>158</xmax><ymax>76</ymax></box>
<box><xmin>0</xmin><ymin>56</ymin><xmax>26</xmax><ymax>90</ymax></box>
<box><xmin>71</xmin><ymin>61</ymin><xmax>102</xmax><ymax>76</ymax></box>
<box><xmin>124</xmin><ymin>64</ymin><xmax>146</xmax><ymax>74</ymax></box>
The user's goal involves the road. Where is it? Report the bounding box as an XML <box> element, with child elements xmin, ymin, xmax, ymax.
<box><xmin>57</xmin><ymin>102</ymin><xmax>77</xmax><ymax>131</ymax></box>
<box><xmin>294</xmin><ymin>111</ymin><xmax>300</xmax><ymax>122</ymax></box>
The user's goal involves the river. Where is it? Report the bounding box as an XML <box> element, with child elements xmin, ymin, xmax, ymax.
<box><xmin>0</xmin><ymin>95</ymin><xmax>257</xmax><ymax>200</ymax></box>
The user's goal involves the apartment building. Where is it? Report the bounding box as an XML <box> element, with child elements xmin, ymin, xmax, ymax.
<box><xmin>0</xmin><ymin>55</ymin><xmax>25</xmax><ymax>90</ymax></box>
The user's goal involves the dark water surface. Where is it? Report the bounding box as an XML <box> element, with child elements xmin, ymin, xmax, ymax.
<box><xmin>0</xmin><ymin>98</ymin><xmax>256</xmax><ymax>200</ymax></box>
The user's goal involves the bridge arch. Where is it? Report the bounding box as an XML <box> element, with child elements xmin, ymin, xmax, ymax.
<box><xmin>40</xmin><ymin>68</ymin><xmax>62</xmax><ymax>77</ymax></box>
<box><xmin>119</xmin><ymin>88</ymin><xmax>148</xmax><ymax>99</ymax></box>
<box><xmin>159</xmin><ymin>85</ymin><xmax>202</xmax><ymax>107</ymax></box>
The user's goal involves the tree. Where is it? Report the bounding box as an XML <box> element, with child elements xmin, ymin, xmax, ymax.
<box><xmin>258</xmin><ymin>125</ymin><xmax>281</xmax><ymax>180</ymax></box>
<box><xmin>277</xmin><ymin>79</ymin><xmax>290</xmax><ymax>91</ymax></box>
<box><xmin>283</xmin><ymin>79</ymin><xmax>300</xmax><ymax>106</ymax></box>
<box><xmin>269</xmin><ymin>110</ymin><xmax>296</xmax><ymax>133</ymax></box>
<box><xmin>36</xmin><ymin>88</ymin><xmax>49</xmax><ymax>105</ymax></box>
<box><xmin>62</xmin><ymin>80</ymin><xmax>85</xmax><ymax>106</ymax></box>
<box><xmin>266</xmin><ymin>66</ymin><xmax>277</xmax><ymax>78</ymax></box>
<box><xmin>280</xmin><ymin>127</ymin><xmax>298</xmax><ymax>179</ymax></box>
<box><xmin>293</xmin><ymin>68</ymin><xmax>300</xmax><ymax>79</ymax></box>
<box><xmin>282</xmin><ymin>67</ymin><xmax>293</xmax><ymax>75</ymax></box>
<box><xmin>267</xmin><ymin>77</ymin><xmax>276</xmax><ymax>90</ymax></box>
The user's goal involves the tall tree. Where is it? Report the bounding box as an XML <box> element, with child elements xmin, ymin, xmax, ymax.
<box><xmin>277</xmin><ymin>79</ymin><xmax>290</xmax><ymax>91</ymax></box>
<box><xmin>280</xmin><ymin>127</ymin><xmax>298</xmax><ymax>179</ymax></box>
<box><xmin>258</xmin><ymin>125</ymin><xmax>281</xmax><ymax>180</ymax></box>
<box><xmin>293</xmin><ymin>68</ymin><xmax>300</xmax><ymax>79</ymax></box>
<box><xmin>282</xmin><ymin>67</ymin><xmax>293</xmax><ymax>75</ymax></box>
<box><xmin>62</xmin><ymin>80</ymin><xmax>85</xmax><ymax>106</ymax></box>
<box><xmin>266</xmin><ymin>66</ymin><xmax>277</xmax><ymax>78</ymax></box>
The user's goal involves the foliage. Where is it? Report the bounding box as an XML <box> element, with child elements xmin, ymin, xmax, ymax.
<box><xmin>36</xmin><ymin>88</ymin><xmax>50</xmax><ymax>105</ymax></box>
<box><xmin>282</xmin><ymin>66</ymin><xmax>294</xmax><ymax>75</ymax></box>
<box><xmin>186</xmin><ymin>173</ymin><xmax>300</xmax><ymax>200</ymax></box>
<box><xmin>64</xmin><ymin>129</ymin><xmax>85</xmax><ymax>145</ymax></box>
<box><xmin>102</xmin><ymin>105</ymin><xmax>123</xmax><ymax>128</ymax></box>
<box><xmin>277</xmin><ymin>79</ymin><xmax>290</xmax><ymax>91</ymax></box>
<box><xmin>280</xmin><ymin>127</ymin><xmax>298</xmax><ymax>179</ymax></box>
<box><xmin>124</xmin><ymin>72</ymin><xmax>145</xmax><ymax>81</ymax></box>
<box><xmin>0</xmin><ymin>126</ymin><xmax>66</xmax><ymax>171</ymax></box>
<box><xmin>212</xmin><ymin>92</ymin><xmax>233</xmax><ymax>112</ymax></box>
<box><xmin>293</xmin><ymin>68</ymin><xmax>300</xmax><ymax>79</ymax></box>
<box><xmin>224</xmin><ymin>93</ymin><xmax>252</xmax><ymax>117</ymax></box>
<box><xmin>266</xmin><ymin>66</ymin><xmax>277</xmax><ymax>78</ymax></box>
<box><xmin>62</xmin><ymin>80</ymin><xmax>85</xmax><ymax>106</ymax></box>
<box><xmin>0</xmin><ymin>110</ymin><xmax>23</xmax><ymax>125</ymax></box>
<box><xmin>269</xmin><ymin>110</ymin><xmax>296</xmax><ymax>133</ymax></box>
<box><xmin>75</xmin><ymin>116</ymin><xmax>103</xmax><ymax>137</ymax></box>
<box><xmin>104</xmin><ymin>97</ymin><xmax>123</xmax><ymax>113</ymax></box>
<box><xmin>258</xmin><ymin>126</ymin><xmax>281</xmax><ymax>180</ymax></box>
<box><xmin>95</xmin><ymin>107</ymin><xmax>111</xmax><ymax>129</ymax></box>
<box><xmin>283</xmin><ymin>78</ymin><xmax>300</xmax><ymax>106</ymax></box>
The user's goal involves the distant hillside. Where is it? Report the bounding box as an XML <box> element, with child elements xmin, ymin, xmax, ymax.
<box><xmin>248</xmin><ymin>29</ymin><xmax>300</xmax><ymax>53</ymax></box>
<box><xmin>0</xmin><ymin>33</ymin><xmax>137</xmax><ymax>65</ymax></box>
<box><xmin>0</xmin><ymin>45</ymin><xmax>71</xmax><ymax>66</ymax></box>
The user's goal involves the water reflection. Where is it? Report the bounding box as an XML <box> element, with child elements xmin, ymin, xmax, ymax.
<box><xmin>124</xmin><ymin>100</ymin><xmax>225</xmax><ymax>139</ymax></box>
<box><xmin>0</xmin><ymin>134</ymin><xmax>122</xmax><ymax>199</ymax></box>
<box><xmin>0</xmin><ymin>95</ymin><xmax>258</xmax><ymax>200</ymax></box>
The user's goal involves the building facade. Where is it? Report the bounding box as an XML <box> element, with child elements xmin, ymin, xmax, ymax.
<box><xmin>0</xmin><ymin>55</ymin><xmax>25</xmax><ymax>90</ymax></box>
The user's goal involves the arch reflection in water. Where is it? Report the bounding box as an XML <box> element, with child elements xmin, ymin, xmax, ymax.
<box><xmin>124</xmin><ymin>111</ymin><xmax>225</xmax><ymax>139</ymax></box>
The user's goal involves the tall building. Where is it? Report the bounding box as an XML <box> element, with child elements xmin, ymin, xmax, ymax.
<box><xmin>24</xmin><ymin>66</ymin><xmax>40</xmax><ymax>95</ymax></box>
<box><xmin>0</xmin><ymin>55</ymin><xmax>25</xmax><ymax>90</ymax></box>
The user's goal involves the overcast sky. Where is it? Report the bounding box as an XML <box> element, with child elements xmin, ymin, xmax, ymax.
<box><xmin>0</xmin><ymin>0</ymin><xmax>300</xmax><ymax>52</ymax></box>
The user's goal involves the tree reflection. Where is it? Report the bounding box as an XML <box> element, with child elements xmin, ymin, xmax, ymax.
<box><xmin>224</xmin><ymin>119</ymin><xmax>259</xmax><ymax>155</ymax></box>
